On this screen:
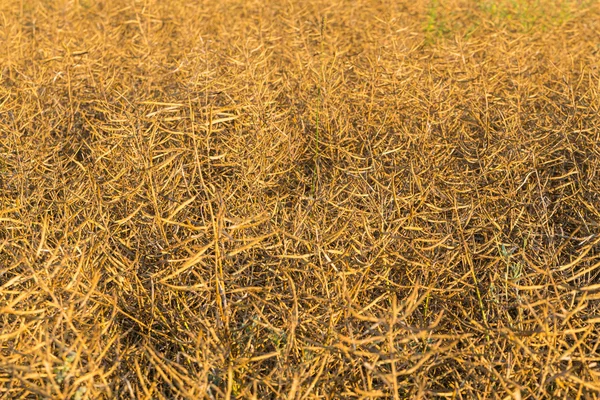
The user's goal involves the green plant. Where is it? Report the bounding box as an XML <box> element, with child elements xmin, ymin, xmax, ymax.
<box><xmin>53</xmin><ymin>352</ymin><xmax>76</xmax><ymax>385</ymax></box>
<box><xmin>424</xmin><ymin>0</ymin><xmax>449</xmax><ymax>41</ymax></box>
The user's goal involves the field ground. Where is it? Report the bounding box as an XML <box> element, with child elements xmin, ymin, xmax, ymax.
<box><xmin>2</xmin><ymin>0</ymin><xmax>600</xmax><ymax>398</ymax></box>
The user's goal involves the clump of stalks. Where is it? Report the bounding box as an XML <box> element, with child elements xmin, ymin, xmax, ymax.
<box><xmin>1</xmin><ymin>0</ymin><xmax>600</xmax><ymax>398</ymax></box>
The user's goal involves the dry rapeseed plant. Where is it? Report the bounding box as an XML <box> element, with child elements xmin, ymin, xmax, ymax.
<box><xmin>1</xmin><ymin>0</ymin><xmax>600</xmax><ymax>398</ymax></box>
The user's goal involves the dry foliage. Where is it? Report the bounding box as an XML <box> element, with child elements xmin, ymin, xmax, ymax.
<box><xmin>2</xmin><ymin>0</ymin><xmax>600</xmax><ymax>398</ymax></box>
